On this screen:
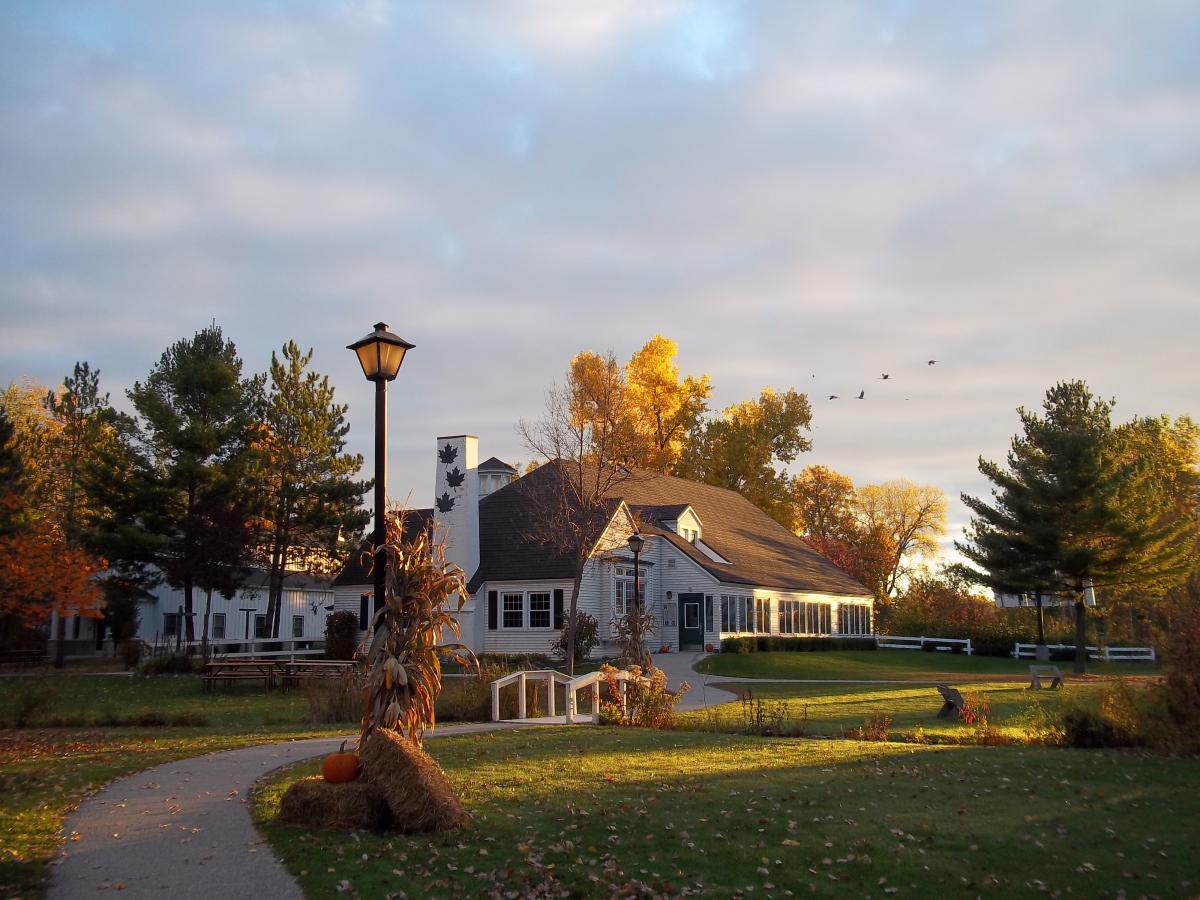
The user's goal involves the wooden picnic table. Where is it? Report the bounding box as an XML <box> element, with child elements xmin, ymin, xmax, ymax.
<box><xmin>200</xmin><ymin>659</ymin><xmax>280</xmax><ymax>692</ymax></box>
<box><xmin>279</xmin><ymin>659</ymin><xmax>357</xmax><ymax>691</ymax></box>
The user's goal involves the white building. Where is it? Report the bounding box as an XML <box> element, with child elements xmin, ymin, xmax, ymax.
<box><xmin>333</xmin><ymin>435</ymin><xmax>873</xmax><ymax>656</ymax></box>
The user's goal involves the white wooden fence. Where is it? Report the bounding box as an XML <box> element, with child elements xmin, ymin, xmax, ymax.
<box><xmin>876</xmin><ymin>635</ymin><xmax>974</xmax><ymax>655</ymax></box>
<box><xmin>1012</xmin><ymin>643</ymin><xmax>1156</xmax><ymax>662</ymax></box>
<box><xmin>490</xmin><ymin>668</ymin><xmax>649</xmax><ymax>725</ymax></box>
<box><xmin>146</xmin><ymin>637</ymin><xmax>326</xmax><ymax>660</ymax></box>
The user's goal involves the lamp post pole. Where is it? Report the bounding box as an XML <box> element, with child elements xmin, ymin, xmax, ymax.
<box><xmin>373</xmin><ymin>376</ymin><xmax>387</xmax><ymax>628</ymax></box>
<box><xmin>347</xmin><ymin>322</ymin><xmax>414</xmax><ymax>633</ymax></box>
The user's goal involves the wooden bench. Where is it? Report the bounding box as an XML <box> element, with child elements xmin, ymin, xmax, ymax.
<box><xmin>936</xmin><ymin>683</ymin><xmax>965</xmax><ymax>719</ymax></box>
<box><xmin>1029</xmin><ymin>665</ymin><xmax>1064</xmax><ymax>690</ymax></box>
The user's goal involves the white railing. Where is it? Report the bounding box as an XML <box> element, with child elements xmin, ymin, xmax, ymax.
<box><xmin>147</xmin><ymin>638</ymin><xmax>327</xmax><ymax>660</ymax></box>
<box><xmin>1012</xmin><ymin>643</ymin><xmax>1156</xmax><ymax>662</ymax></box>
<box><xmin>490</xmin><ymin>668</ymin><xmax>649</xmax><ymax>725</ymax></box>
<box><xmin>876</xmin><ymin>635</ymin><xmax>974</xmax><ymax>655</ymax></box>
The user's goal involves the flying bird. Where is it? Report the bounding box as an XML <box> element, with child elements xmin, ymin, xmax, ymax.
<box><xmin>880</xmin><ymin>374</ymin><xmax>890</xmax><ymax>380</ymax></box>
<box><xmin>828</xmin><ymin>394</ymin><xmax>839</xmax><ymax>400</ymax></box>
<box><xmin>927</xmin><ymin>359</ymin><xmax>937</xmax><ymax>366</ymax></box>
<box><xmin>856</xmin><ymin>390</ymin><xmax>865</xmax><ymax>400</ymax></box>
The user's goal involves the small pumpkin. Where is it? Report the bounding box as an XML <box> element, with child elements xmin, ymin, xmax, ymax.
<box><xmin>321</xmin><ymin>741</ymin><xmax>360</xmax><ymax>784</ymax></box>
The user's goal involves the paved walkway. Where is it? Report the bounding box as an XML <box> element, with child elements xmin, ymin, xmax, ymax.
<box><xmin>49</xmin><ymin>722</ymin><xmax>529</xmax><ymax>900</ymax></box>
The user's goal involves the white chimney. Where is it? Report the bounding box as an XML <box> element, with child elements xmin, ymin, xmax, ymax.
<box><xmin>433</xmin><ymin>435</ymin><xmax>479</xmax><ymax>584</ymax></box>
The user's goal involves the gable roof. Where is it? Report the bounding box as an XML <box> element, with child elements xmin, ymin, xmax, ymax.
<box><xmin>466</xmin><ymin>461</ymin><xmax>868</xmax><ymax>597</ymax></box>
<box><xmin>478</xmin><ymin>456</ymin><xmax>517</xmax><ymax>474</ymax></box>
<box><xmin>331</xmin><ymin>508</ymin><xmax>433</xmax><ymax>587</ymax></box>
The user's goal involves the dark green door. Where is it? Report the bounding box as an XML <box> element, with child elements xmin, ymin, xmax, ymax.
<box><xmin>678</xmin><ymin>593</ymin><xmax>704</xmax><ymax>649</ymax></box>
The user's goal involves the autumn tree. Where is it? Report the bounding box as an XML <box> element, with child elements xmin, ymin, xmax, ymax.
<box><xmin>0</xmin><ymin>407</ymin><xmax>106</xmax><ymax>648</ymax></box>
<box><xmin>676</xmin><ymin>388</ymin><xmax>813</xmax><ymax>528</ymax></box>
<box><xmin>958</xmin><ymin>381</ymin><xmax>1197</xmax><ymax>673</ymax></box>
<box><xmin>852</xmin><ymin>480</ymin><xmax>947</xmax><ymax>599</ymax></box>
<box><xmin>625</xmin><ymin>335</ymin><xmax>711</xmax><ymax>473</ymax></box>
<box><xmin>791</xmin><ymin>465</ymin><xmax>857</xmax><ymax>540</ymax></box>
<box><xmin>0</xmin><ymin>379</ymin><xmax>62</xmax><ymax>522</ymax></box>
<box><xmin>518</xmin><ymin>353</ymin><xmax>639</xmax><ymax>675</ymax></box>
<box><xmin>122</xmin><ymin>325</ymin><xmax>262</xmax><ymax>642</ymax></box>
<box><xmin>253</xmin><ymin>341</ymin><xmax>370</xmax><ymax>638</ymax></box>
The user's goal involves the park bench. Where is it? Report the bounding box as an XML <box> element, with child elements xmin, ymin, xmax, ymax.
<box><xmin>280</xmin><ymin>659</ymin><xmax>357</xmax><ymax>691</ymax></box>
<box><xmin>1029</xmin><ymin>664</ymin><xmax>1064</xmax><ymax>690</ymax></box>
<box><xmin>935</xmin><ymin>683</ymin><xmax>965</xmax><ymax>719</ymax></box>
<box><xmin>200</xmin><ymin>659</ymin><xmax>279</xmax><ymax>692</ymax></box>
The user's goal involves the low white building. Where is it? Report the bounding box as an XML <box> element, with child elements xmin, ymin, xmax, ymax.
<box><xmin>333</xmin><ymin>435</ymin><xmax>873</xmax><ymax>656</ymax></box>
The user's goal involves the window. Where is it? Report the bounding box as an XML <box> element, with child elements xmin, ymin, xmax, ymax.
<box><xmin>720</xmin><ymin>595</ymin><xmax>730</xmax><ymax>631</ymax></box>
<box><xmin>359</xmin><ymin>594</ymin><xmax>369</xmax><ymax>630</ymax></box>
<box><xmin>212</xmin><ymin>613</ymin><xmax>226</xmax><ymax>640</ymax></box>
<box><xmin>778</xmin><ymin>600</ymin><xmax>796</xmax><ymax>634</ymax></box>
<box><xmin>663</xmin><ymin>601</ymin><xmax>678</xmax><ymax>629</ymax></box>
<box><xmin>502</xmin><ymin>593</ymin><xmax>524</xmax><ymax>629</ymax></box>
<box><xmin>704</xmin><ymin>596</ymin><xmax>714</xmax><ymax>633</ymax></box>
<box><xmin>614</xmin><ymin>566</ymin><xmax>646</xmax><ymax>616</ymax></box>
<box><xmin>254</xmin><ymin>615</ymin><xmax>268</xmax><ymax>638</ymax></box>
<box><xmin>745</xmin><ymin>597</ymin><xmax>754</xmax><ymax>633</ymax></box>
<box><xmin>755</xmin><ymin>597</ymin><xmax>771</xmax><ymax>634</ymax></box>
<box><xmin>292</xmin><ymin>615</ymin><xmax>305</xmax><ymax>638</ymax></box>
<box><xmin>529</xmin><ymin>592</ymin><xmax>551</xmax><ymax>629</ymax></box>
<box><xmin>667</xmin><ymin>558</ymin><xmax>676</xmax><ymax>569</ymax></box>
<box><xmin>683</xmin><ymin>602</ymin><xmax>700</xmax><ymax>629</ymax></box>
<box><xmin>799</xmin><ymin>602</ymin><xmax>832</xmax><ymax>635</ymax></box>
<box><xmin>163</xmin><ymin>613</ymin><xmax>179</xmax><ymax>638</ymax></box>
<box><xmin>839</xmin><ymin>604</ymin><xmax>870</xmax><ymax>636</ymax></box>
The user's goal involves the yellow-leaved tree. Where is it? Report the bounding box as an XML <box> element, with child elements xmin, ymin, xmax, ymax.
<box><xmin>625</xmin><ymin>335</ymin><xmax>711</xmax><ymax>473</ymax></box>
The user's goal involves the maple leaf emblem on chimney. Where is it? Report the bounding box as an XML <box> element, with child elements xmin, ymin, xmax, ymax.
<box><xmin>435</xmin><ymin>492</ymin><xmax>455</xmax><ymax>513</ymax></box>
<box><xmin>445</xmin><ymin>466</ymin><xmax>465</xmax><ymax>488</ymax></box>
<box><xmin>438</xmin><ymin>443</ymin><xmax>458</xmax><ymax>464</ymax></box>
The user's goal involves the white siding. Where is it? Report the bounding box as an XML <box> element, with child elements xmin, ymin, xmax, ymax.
<box><xmin>137</xmin><ymin>580</ymin><xmax>335</xmax><ymax>645</ymax></box>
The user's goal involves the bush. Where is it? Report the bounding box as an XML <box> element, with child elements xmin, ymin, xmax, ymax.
<box><xmin>324</xmin><ymin>611</ymin><xmax>359</xmax><ymax>661</ymax></box>
<box><xmin>551</xmin><ymin>611</ymin><xmax>600</xmax><ymax>664</ymax></box>
<box><xmin>846</xmin><ymin>713</ymin><xmax>891</xmax><ymax>742</ymax></box>
<box><xmin>138</xmin><ymin>652</ymin><xmax>197</xmax><ymax>675</ymax></box>
<box><xmin>598</xmin><ymin>664</ymin><xmax>688</xmax><ymax>729</ymax></box>
<box><xmin>303</xmin><ymin>672</ymin><xmax>362</xmax><ymax>724</ymax></box>
<box><xmin>7</xmin><ymin>683</ymin><xmax>59</xmax><ymax>728</ymax></box>
<box><xmin>121</xmin><ymin>640</ymin><xmax>145</xmax><ymax>670</ymax></box>
<box><xmin>718</xmin><ymin>636</ymin><xmax>877</xmax><ymax>654</ymax></box>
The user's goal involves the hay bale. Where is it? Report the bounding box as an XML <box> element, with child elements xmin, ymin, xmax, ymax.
<box><xmin>360</xmin><ymin>728</ymin><xmax>471</xmax><ymax>833</ymax></box>
<box><xmin>277</xmin><ymin>776</ymin><xmax>393</xmax><ymax>831</ymax></box>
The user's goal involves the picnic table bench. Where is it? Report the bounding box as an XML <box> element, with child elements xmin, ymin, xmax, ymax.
<box><xmin>200</xmin><ymin>659</ymin><xmax>280</xmax><ymax>692</ymax></box>
<box><xmin>1029</xmin><ymin>664</ymin><xmax>1064</xmax><ymax>690</ymax></box>
<box><xmin>936</xmin><ymin>683</ymin><xmax>965</xmax><ymax>719</ymax></box>
<box><xmin>280</xmin><ymin>659</ymin><xmax>357</xmax><ymax>691</ymax></box>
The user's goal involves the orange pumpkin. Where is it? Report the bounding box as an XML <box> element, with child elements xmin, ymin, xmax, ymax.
<box><xmin>321</xmin><ymin>741</ymin><xmax>360</xmax><ymax>784</ymax></box>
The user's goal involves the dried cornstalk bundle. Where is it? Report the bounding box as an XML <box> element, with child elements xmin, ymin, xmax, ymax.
<box><xmin>360</xmin><ymin>515</ymin><xmax>478</xmax><ymax>749</ymax></box>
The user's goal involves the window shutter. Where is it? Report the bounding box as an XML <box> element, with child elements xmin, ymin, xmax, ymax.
<box><xmin>488</xmin><ymin>591</ymin><xmax>498</xmax><ymax>630</ymax></box>
<box><xmin>553</xmin><ymin>589</ymin><xmax>564</xmax><ymax>630</ymax></box>
<box><xmin>359</xmin><ymin>594</ymin><xmax>369</xmax><ymax>630</ymax></box>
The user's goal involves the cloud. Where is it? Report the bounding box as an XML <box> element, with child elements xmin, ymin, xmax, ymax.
<box><xmin>1</xmin><ymin>0</ymin><xmax>1197</xmax><ymax>554</ymax></box>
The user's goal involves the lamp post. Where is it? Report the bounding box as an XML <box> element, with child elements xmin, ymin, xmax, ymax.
<box><xmin>348</xmin><ymin>322</ymin><xmax>414</xmax><ymax>630</ymax></box>
<box><xmin>626</xmin><ymin>532</ymin><xmax>645</xmax><ymax>610</ymax></box>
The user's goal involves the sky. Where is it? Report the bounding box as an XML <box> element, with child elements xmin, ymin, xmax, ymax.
<box><xmin>2</xmin><ymin>2</ymin><xmax>1198</xmax><ymax>559</ymax></box>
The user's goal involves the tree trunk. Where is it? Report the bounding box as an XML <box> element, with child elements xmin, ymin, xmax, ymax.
<box><xmin>1073</xmin><ymin>599</ymin><xmax>1087</xmax><ymax>675</ymax></box>
<box><xmin>201</xmin><ymin>588</ymin><xmax>213</xmax><ymax>660</ymax></box>
<box><xmin>183</xmin><ymin>575</ymin><xmax>195</xmax><ymax>644</ymax></box>
<box><xmin>54</xmin><ymin>613</ymin><xmax>67</xmax><ymax>668</ymax></box>
<box><xmin>565</xmin><ymin>570</ymin><xmax>584</xmax><ymax>677</ymax></box>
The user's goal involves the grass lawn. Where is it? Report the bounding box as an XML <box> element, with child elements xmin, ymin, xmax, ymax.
<box><xmin>0</xmin><ymin>674</ymin><xmax>359</xmax><ymax>899</ymax></box>
<box><xmin>695</xmin><ymin>650</ymin><xmax>1159</xmax><ymax>681</ymax></box>
<box><xmin>679</xmin><ymin>680</ymin><xmax>1081</xmax><ymax>741</ymax></box>
<box><xmin>254</xmin><ymin>727</ymin><xmax>1200</xmax><ymax>899</ymax></box>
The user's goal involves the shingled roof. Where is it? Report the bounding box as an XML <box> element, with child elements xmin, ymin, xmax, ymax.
<box><xmin>332</xmin><ymin>508</ymin><xmax>433</xmax><ymax>587</ymax></box>
<box><xmin>466</xmin><ymin>461</ymin><xmax>868</xmax><ymax>597</ymax></box>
